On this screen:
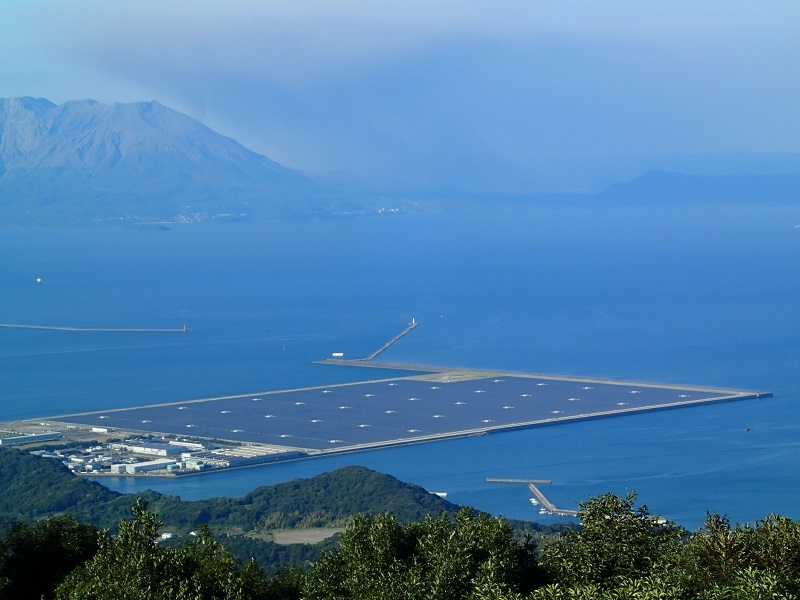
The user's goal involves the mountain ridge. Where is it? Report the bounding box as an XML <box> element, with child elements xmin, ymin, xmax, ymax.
<box><xmin>0</xmin><ymin>97</ymin><xmax>283</xmax><ymax>172</ymax></box>
<box><xmin>0</xmin><ymin>97</ymin><xmax>376</xmax><ymax>224</ymax></box>
<box><xmin>598</xmin><ymin>169</ymin><xmax>800</xmax><ymax>204</ymax></box>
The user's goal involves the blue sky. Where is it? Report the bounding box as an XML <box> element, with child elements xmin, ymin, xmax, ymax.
<box><xmin>2</xmin><ymin>1</ymin><xmax>799</xmax><ymax>191</ymax></box>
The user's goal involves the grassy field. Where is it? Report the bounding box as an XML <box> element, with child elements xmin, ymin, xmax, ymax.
<box><xmin>267</xmin><ymin>528</ymin><xmax>342</xmax><ymax>545</ymax></box>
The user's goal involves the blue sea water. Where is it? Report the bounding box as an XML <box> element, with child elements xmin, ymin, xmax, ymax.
<box><xmin>1</xmin><ymin>203</ymin><xmax>799</xmax><ymax>530</ymax></box>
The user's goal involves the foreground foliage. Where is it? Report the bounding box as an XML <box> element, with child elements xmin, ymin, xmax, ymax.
<box><xmin>54</xmin><ymin>500</ymin><xmax>274</xmax><ymax>600</ymax></box>
<box><xmin>4</xmin><ymin>453</ymin><xmax>800</xmax><ymax>598</ymax></box>
<box><xmin>538</xmin><ymin>492</ymin><xmax>687</xmax><ymax>588</ymax></box>
<box><xmin>0</xmin><ymin>516</ymin><xmax>98</xmax><ymax>600</ymax></box>
<box><xmin>304</xmin><ymin>509</ymin><xmax>542</xmax><ymax>599</ymax></box>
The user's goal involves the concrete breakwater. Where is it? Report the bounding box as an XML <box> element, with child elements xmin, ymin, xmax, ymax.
<box><xmin>486</xmin><ymin>478</ymin><xmax>578</xmax><ymax>517</ymax></box>
<box><xmin>362</xmin><ymin>319</ymin><xmax>418</xmax><ymax>360</ymax></box>
<box><xmin>0</xmin><ymin>323</ymin><xmax>187</xmax><ymax>333</ymax></box>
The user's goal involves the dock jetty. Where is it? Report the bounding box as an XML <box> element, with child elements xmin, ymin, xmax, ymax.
<box><xmin>487</xmin><ymin>478</ymin><xmax>578</xmax><ymax>517</ymax></box>
<box><xmin>362</xmin><ymin>318</ymin><xmax>418</xmax><ymax>360</ymax></box>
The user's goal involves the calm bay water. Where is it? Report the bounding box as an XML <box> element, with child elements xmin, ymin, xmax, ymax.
<box><xmin>1</xmin><ymin>204</ymin><xmax>799</xmax><ymax>529</ymax></box>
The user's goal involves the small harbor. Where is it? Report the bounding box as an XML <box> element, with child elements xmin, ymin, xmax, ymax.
<box><xmin>487</xmin><ymin>478</ymin><xmax>579</xmax><ymax>517</ymax></box>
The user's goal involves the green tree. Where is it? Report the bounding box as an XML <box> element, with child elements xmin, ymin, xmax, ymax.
<box><xmin>303</xmin><ymin>508</ymin><xmax>541</xmax><ymax>600</ymax></box>
<box><xmin>683</xmin><ymin>512</ymin><xmax>748</xmax><ymax>592</ymax></box>
<box><xmin>538</xmin><ymin>492</ymin><xmax>686</xmax><ymax>588</ymax></box>
<box><xmin>1</xmin><ymin>515</ymin><xmax>98</xmax><ymax>600</ymax></box>
<box><xmin>682</xmin><ymin>512</ymin><xmax>800</xmax><ymax>598</ymax></box>
<box><xmin>0</xmin><ymin>538</ymin><xmax>8</xmax><ymax>599</ymax></box>
<box><xmin>528</xmin><ymin>572</ymin><xmax>688</xmax><ymax>600</ymax></box>
<box><xmin>260</xmin><ymin>567</ymin><xmax>304</xmax><ymax>600</ymax></box>
<box><xmin>696</xmin><ymin>566</ymin><xmax>799</xmax><ymax>600</ymax></box>
<box><xmin>54</xmin><ymin>499</ymin><xmax>272</xmax><ymax>600</ymax></box>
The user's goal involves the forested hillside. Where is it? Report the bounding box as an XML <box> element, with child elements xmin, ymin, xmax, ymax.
<box><xmin>1</xmin><ymin>448</ymin><xmax>540</xmax><ymax>574</ymax></box>
<box><xmin>0</xmin><ymin>449</ymin><xmax>460</xmax><ymax>530</ymax></box>
<box><xmin>0</xmin><ymin>447</ymin><xmax>119</xmax><ymax>517</ymax></box>
<box><xmin>3</xmin><ymin>486</ymin><xmax>800</xmax><ymax>599</ymax></box>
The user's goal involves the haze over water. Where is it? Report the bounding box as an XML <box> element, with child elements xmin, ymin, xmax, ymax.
<box><xmin>2</xmin><ymin>203</ymin><xmax>799</xmax><ymax>529</ymax></box>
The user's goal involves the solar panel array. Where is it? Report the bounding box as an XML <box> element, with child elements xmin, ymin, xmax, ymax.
<box><xmin>52</xmin><ymin>373</ymin><xmax>757</xmax><ymax>452</ymax></box>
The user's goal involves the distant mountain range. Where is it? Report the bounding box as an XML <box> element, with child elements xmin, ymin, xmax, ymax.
<box><xmin>0</xmin><ymin>97</ymin><xmax>798</xmax><ymax>225</ymax></box>
<box><xmin>426</xmin><ymin>169</ymin><xmax>800</xmax><ymax>210</ymax></box>
<box><xmin>0</xmin><ymin>97</ymin><xmax>389</xmax><ymax>225</ymax></box>
<box><xmin>596</xmin><ymin>170</ymin><xmax>800</xmax><ymax>205</ymax></box>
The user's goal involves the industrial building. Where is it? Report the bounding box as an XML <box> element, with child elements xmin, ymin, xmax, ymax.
<box><xmin>0</xmin><ymin>431</ymin><xmax>62</xmax><ymax>446</ymax></box>
<box><xmin>110</xmin><ymin>442</ymin><xmax>183</xmax><ymax>457</ymax></box>
<box><xmin>110</xmin><ymin>458</ymin><xmax>177</xmax><ymax>474</ymax></box>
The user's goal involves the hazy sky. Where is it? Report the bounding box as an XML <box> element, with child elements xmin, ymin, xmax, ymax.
<box><xmin>2</xmin><ymin>1</ymin><xmax>799</xmax><ymax>191</ymax></box>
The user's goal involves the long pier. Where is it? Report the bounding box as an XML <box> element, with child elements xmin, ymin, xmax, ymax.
<box><xmin>487</xmin><ymin>478</ymin><xmax>578</xmax><ymax>517</ymax></box>
<box><xmin>363</xmin><ymin>319</ymin><xmax>418</xmax><ymax>360</ymax></box>
<box><xmin>0</xmin><ymin>323</ymin><xmax>187</xmax><ymax>333</ymax></box>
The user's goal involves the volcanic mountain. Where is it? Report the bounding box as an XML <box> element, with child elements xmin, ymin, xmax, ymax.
<box><xmin>0</xmin><ymin>97</ymin><xmax>365</xmax><ymax>224</ymax></box>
